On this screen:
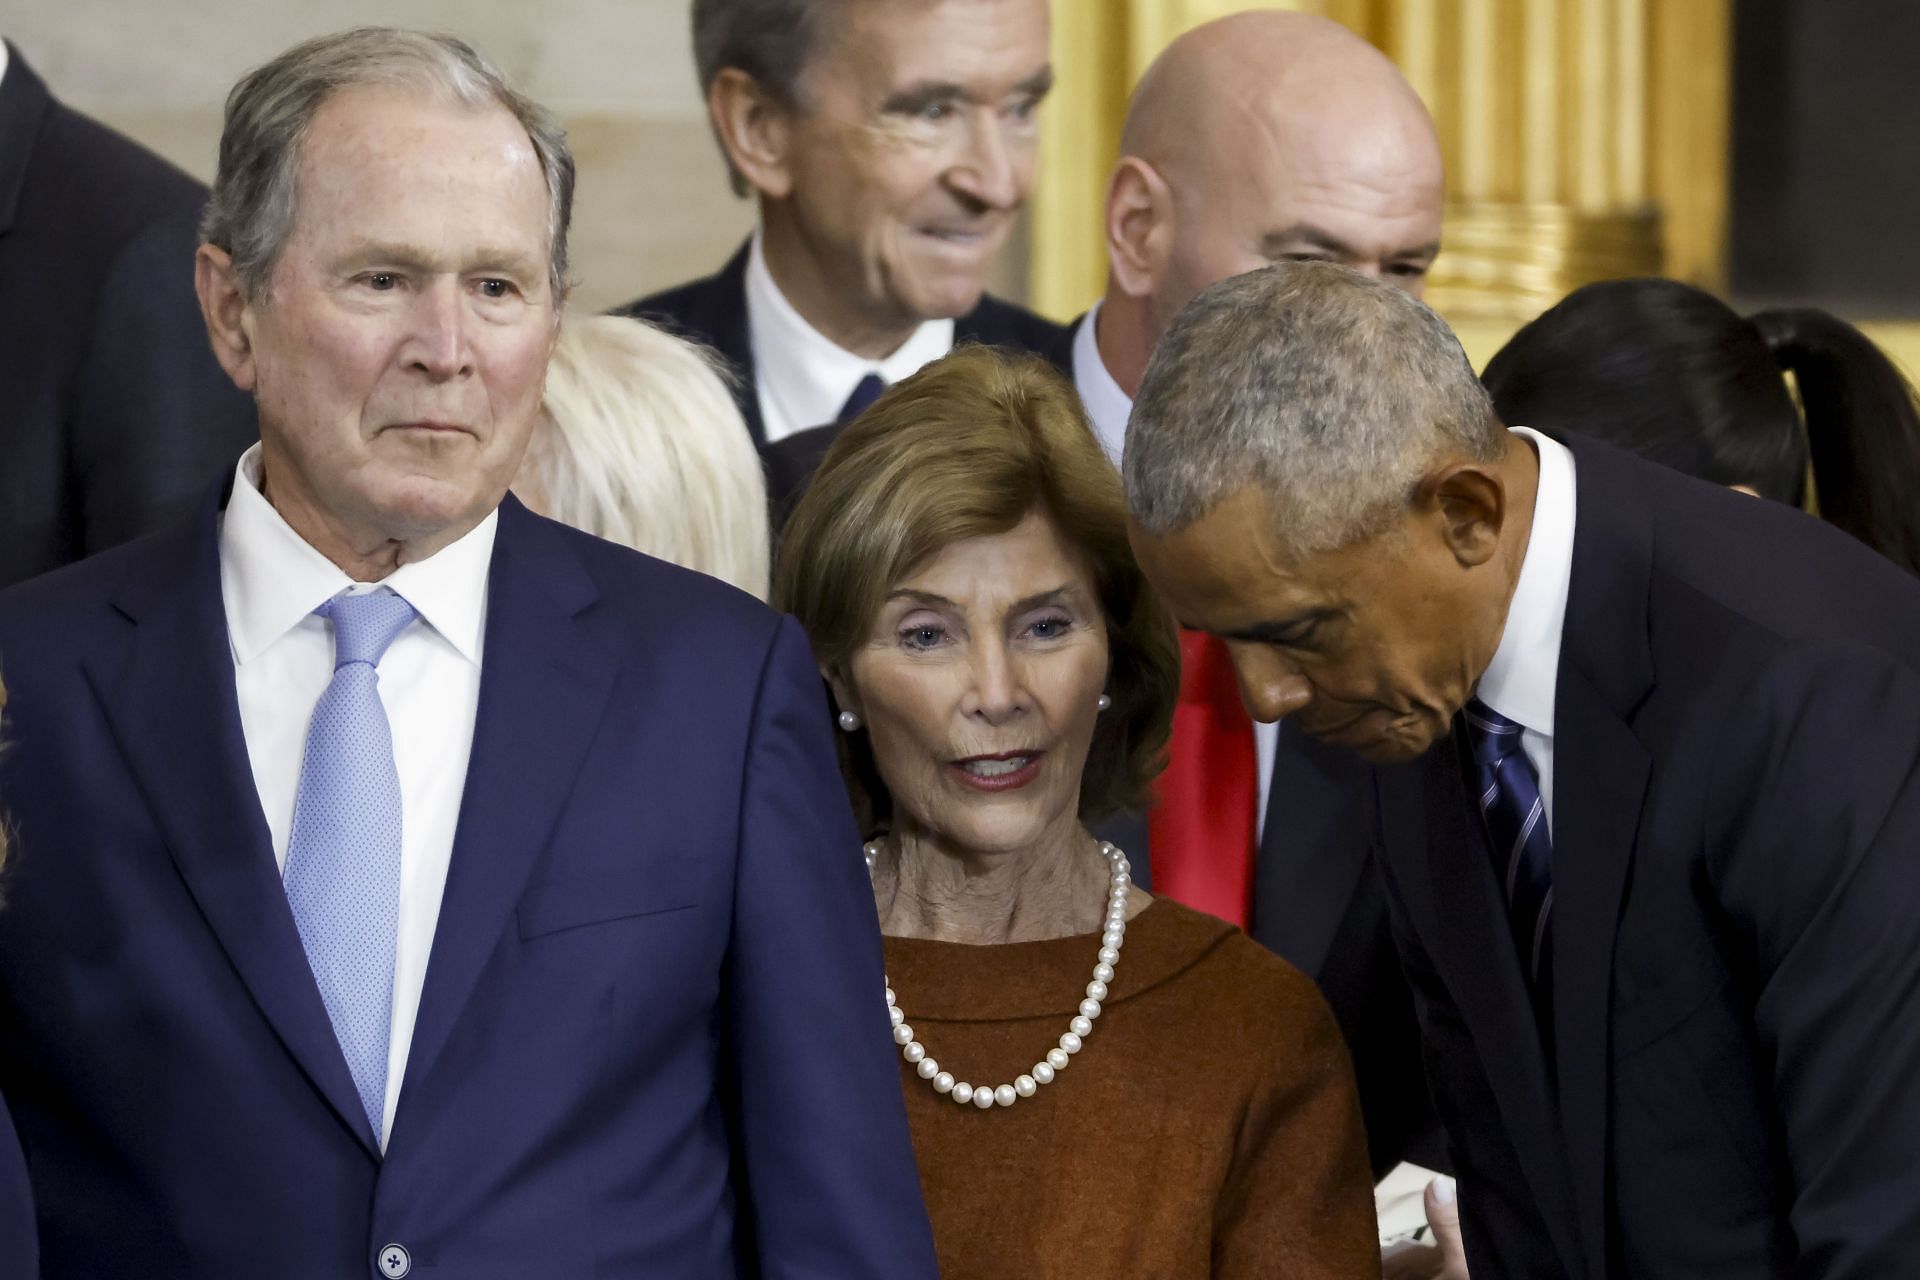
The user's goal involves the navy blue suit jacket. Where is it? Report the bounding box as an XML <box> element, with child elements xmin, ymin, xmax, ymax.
<box><xmin>0</xmin><ymin>490</ymin><xmax>938</xmax><ymax>1278</ymax></box>
<box><xmin>0</xmin><ymin>1099</ymin><xmax>32</xmax><ymax>1275</ymax></box>
<box><xmin>1373</xmin><ymin>433</ymin><xmax>1920</xmax><ymax>1279</ymax></box>
<box><xmin>0</xmin><ymin>43</ymin><xmax>256</xmax><ymax>589</ymax></box>
<box><xmin>616</xmin><ymin>240</ymin><xmax>1074</xmax><ymax>462</ymax></box>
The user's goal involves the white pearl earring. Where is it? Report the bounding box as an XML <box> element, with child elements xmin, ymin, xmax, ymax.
<box><xmin>1096</xmin><ymin>694</ymin><xmax>1112</xmax><ymax>712</ymax></box>
<box><xmin>837</xmin><ymin>710</ymin><xmax>862</xmax><ymax>732</ymax></box>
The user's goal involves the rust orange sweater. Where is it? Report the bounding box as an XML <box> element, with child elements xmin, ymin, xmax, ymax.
<box><xmin>882</xmin><ymin>898</ymin><xmax>1381</xmax><ymax>1279</ymax></box>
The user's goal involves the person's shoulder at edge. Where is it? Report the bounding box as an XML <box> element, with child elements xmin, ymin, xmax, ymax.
<box><xmin>37</xmin><ymin>84</ymin><xmax>210</xmax><ymax>232</ymax></box>
<box><xmin>608</xmin><ymin>244</ymin><xmax>748</xmax><ymax>334</ymax></box>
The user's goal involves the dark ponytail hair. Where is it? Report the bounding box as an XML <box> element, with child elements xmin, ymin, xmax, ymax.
<box><xmin>1750</xmin><ymin>308</ymin><xmax>1920</xmax><ymax>575</ymax></box>
<box><xmin>1483</xmin><ymin>278</ymin><xmax>1920</xmax><ymax>574</ymax></box>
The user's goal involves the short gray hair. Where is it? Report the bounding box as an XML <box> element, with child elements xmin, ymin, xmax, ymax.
<box><xmin>692</xmin><ymin>0</ymin><xmax>838</xmax><ymax>196</ymax></box>
<box><xmin>201</xmin><ymin>27</ymin><xmax>575</xmax><ymax>299</ymax></box>
<box><xmin>1125</xmin><ymin>262</ymin><xmax>1503</xmax><ymax>554</ymax></box>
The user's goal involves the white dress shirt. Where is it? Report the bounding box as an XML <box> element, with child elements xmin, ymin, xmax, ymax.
<box><xmin>1472</xmin><ymin>426</ymin><xmax>1577</xmax><ymax>833</ymax></box>
<box><xmin>744</xmin><ymin>230</ymin><xmax>954</xmax><ymax>444</ymax></box>
<box><xmin>219</xmin><ymin>444</ymin><xmax>493</xmax><ymax>1148</ymax></box>
<box><xmin>1072</xmin><ymin>304</ymin><xmax>1280</xmax><ymax>838</ymax></box>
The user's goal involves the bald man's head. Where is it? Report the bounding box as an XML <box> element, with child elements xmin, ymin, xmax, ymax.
<box><xmin>1097</xmin><ymin>11</ymin><xmax>1444</xmax><ymax>391</ymax></box>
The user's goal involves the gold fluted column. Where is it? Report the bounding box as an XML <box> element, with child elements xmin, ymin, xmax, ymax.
<box><xmin>1027</xmin><ymin>0</ymin><xmax>1731</xmax><ymax>327</ymax></box>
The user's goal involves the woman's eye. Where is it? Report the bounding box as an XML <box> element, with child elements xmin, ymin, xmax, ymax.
<box><xmin>1028</xmin><ymin>615</ymin><xmax>1071</xmax><ymax>640</ymax></box>
<box><xmin>902</xmin><ymin>626</ymin><xmax>945</xmax><ymax>649</ymax></box>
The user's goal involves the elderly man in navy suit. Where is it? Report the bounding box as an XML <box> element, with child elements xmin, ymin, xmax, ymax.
<box><xmin>620</xmin><ymin>0</ymin><xmax>1071</xmax><ymax>510</ymax></box>
<box><xmin>1128</xmin><ymin>261</ymin><xmax>1920</xmax><ymax>1279</ymax></box>
<box><xmin>0</xmin><ymin>28</ymin><xmax>937</xmax><ymax>1278</ymax></box>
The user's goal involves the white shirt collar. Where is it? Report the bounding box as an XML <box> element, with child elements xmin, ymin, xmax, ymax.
<box><xmin>1072</xmin><ymin>300</ymin><xmax>1133</xmax><ymax>467</ymax></box>
<box><xmin>0</xmin><ymin>41</ymin><xmax>11</xmax><ymax>87</ymax></box>
<box><xmin>743</xmin><ymin>229</ymin><xmax>954</xmax><ymax>440</ymax></box>
<box><xmin>218</xmin><ymin>443</ymin><xmax>497</xmax><ymax>667</ymax></box>
<box><xmin>1474</xmin><ymin>426</ymin><xmax>1577</xmax><ymax>739</ymax></box>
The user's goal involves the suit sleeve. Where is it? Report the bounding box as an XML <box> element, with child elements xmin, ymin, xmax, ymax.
<box><xmin>726</xmin><ymin>614</ymin><xmax>940</xmax><ymax>1278</ymax></box>
<box><xmin>68</xmin><ymin>202</ymin><xmax>257</xmax><ymax>555</ymax></box>
<box><xmin>1706</xmin><ymin>642</ymin><xmax>1920</xmax><ymax>1279</ymax></box>
<box><xmin>1213</xmin><ymin>966</ymin><xmax>1381</xmax><ymax>1280</ymax></box>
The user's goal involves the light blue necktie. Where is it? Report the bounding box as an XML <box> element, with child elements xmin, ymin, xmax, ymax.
<box><xmin>284</xmin><ymin>589</ymin><xmax>416</xmax><ymax>1142</ymax></box>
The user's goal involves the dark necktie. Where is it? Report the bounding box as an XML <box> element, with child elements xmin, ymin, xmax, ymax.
<box><xmin>837</xmin><ymin>373</ymin><xmax>886</xmax><ymax>423</ymax></box>
<box><xmin>1463</xmin><ymin>697</ymin><xmax>1554</xmax><ymax>1023</ymax></box>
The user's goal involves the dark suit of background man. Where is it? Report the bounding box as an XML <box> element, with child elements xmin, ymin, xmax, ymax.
<box><xmin>1128</xmin><ymin>260</ymin><xmax>1920</xmax><ymax>1280</ymax></box>
<box><xmin>0</xmin><ymin>29</ymin><xmax>937</xmax><ymax>1278</ymax></box>
<box><xmin>1075</xmin><ymin>11</ymin><xmax>1446</xmax><ymax>1203</ymax></box>
<box><xmin>0</xmin><ymin>37</ymin><xmax>256</xmax><ymax>590</ymax></box>
<box><xmin>618</xmin><ymin>0</ymin><xmax>1071</xmax><ymax>510</ymax></box>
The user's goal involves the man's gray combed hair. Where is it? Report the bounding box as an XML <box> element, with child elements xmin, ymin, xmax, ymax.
<box><xmin>1125</xmin><ymin>262</ymin><xmax>1503</xmax><ymax>554</ymax></box>
<box><xmin>691</xmin><ymin>0</ymin><xmax>832</xmax><ymax>197</ymax></box>
<box><xmin>201</xmin><ymin>27</ymin><xmax>576</xmax><ymax>299</ymax></box>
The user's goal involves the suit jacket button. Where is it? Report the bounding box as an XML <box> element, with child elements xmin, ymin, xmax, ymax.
<box><xmin>377</xmin><ymin>1243</ymin><xmax>412</xmax><ymax>1278</ymax></box>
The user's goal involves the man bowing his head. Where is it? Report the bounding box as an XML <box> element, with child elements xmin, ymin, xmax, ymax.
<box><xmin>1127</xmin><ymin>261</ymin><xmax>1920</xmax><ymax>1280</ymax></box>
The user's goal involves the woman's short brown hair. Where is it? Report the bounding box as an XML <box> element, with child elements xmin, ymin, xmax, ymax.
<box><xmin>774</xmin><ymin>345</ymin><xmax>1179</xmax><ymax>830</ymax></box>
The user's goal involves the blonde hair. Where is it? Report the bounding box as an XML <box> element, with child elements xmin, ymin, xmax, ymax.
<box><xmin>519</xmin><ymin>315</ymin><xmax>770</xmax><ymax>598</ymax></box>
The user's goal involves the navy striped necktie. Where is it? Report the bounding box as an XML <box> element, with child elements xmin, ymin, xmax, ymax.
<box><xmin>1462</xmin><ymin>697</ymin><xmax>1555</xmax><ymax>1025</ymax></box>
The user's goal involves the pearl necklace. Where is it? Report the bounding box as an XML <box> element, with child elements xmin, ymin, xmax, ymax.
<box><xmin>864</xmin><ymin>840</ymin><xmax>1132</xmax><ymax>1110</ymax></box>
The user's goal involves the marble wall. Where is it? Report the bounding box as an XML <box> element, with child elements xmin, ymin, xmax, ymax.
<box><xmin>7</xmin><ymin>1</ymin><xmax>757</xmax><ymax>311</ymax></box>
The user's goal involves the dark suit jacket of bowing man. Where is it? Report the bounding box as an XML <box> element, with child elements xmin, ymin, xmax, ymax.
<box><xmin>0</xmin><ymin>485</ymin><xmax>939</xmax><ymax>1278</ymax></box>
<box><xmin>0</xmin><ymin>42</ymin><xmax>256</xmax><ymax>589</ymax></box>
<box><xmin>1373</xmin><ymin>431</ymin><xmax>1920</xmax><ymax>1279</ymax></box>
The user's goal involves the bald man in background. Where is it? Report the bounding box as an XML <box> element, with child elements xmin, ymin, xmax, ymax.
<box><xmin>1075</xmin><ymin>14</ymin><xmax>1461</xmax><ymax>1272</ymax></box>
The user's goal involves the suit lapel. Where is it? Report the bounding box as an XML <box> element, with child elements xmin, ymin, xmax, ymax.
<box><xmin>1382</xmin><ymin>730</ymin><xmax>1588</xmax><ymax>1273</ymax></box>
<box><xmin>1547</xmin><ymin>431</ymin><xmax>1659</xmax><ymax>1280</ymax></box>
<box><xmin>709</xmin><ymin>243</ymin><xmax>766</xmax><ymax>448</ymax></box>
<box><xmin>0</xmin><ymin>45</ymin><xmax>51</xmax><ymax>236</ymax></box>
<box><xmin>396</xmin><ymin>501</ymin><xmax>620</xmax><ymax>1113</ymax></box>
<box><xmin>88</xmin><ymin>500</ymin><xmax>379</xmax><ymax>1156</ymax></box>
<box><xmin>1550</xmin><ymin>669</ymin><xmax>1650</xmax><ymax>1280</ymax></box>
<box><xmin>1253</xmin><ymin>726</ymin><xmax>1371</xmax><ymax>978</ymax></box>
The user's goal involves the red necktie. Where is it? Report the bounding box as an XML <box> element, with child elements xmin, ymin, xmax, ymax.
<box><xmin>1149</xmin><ymin>630</ymin><xmax>1258</xmax><ymax>928</ymax></box>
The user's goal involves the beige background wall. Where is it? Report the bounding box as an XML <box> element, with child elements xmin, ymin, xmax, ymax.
<box><xmin>5</xmin><ymin>1</ymin><xmax>758</xmax><ymax>311</ymax></box>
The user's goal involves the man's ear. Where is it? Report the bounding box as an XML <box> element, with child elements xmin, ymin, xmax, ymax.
<box><xmin>708</xmin><ymin>68</ymin><xmax>797</xmax><ymax>200</ymax></box>
<box><xmin>195</xmin><ymin>244</ymin><xmax>259</xmax><ymax>393</ymax></box>
<box><xmin>1106</xmin><ymin>156</ymin><xmax>1175</xmax><ymax>299</ymax></box>
<box><xmin>1422</xmin><ymin>461</ymin><xmax>1507</xmax><ymax>569</ymax></box>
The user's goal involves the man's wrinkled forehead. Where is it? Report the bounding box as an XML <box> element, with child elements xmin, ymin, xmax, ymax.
<box><xmin>806</xmin><ymin>0</ymin><xmax>1050</xmax><ymax>92</ymax></box>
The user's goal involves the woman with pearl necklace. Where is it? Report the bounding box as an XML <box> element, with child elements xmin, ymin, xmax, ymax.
<box><xmin>776</xmin><ymin>348</ymin><xmax>1378</xmax><ymax>1279</ymax></box>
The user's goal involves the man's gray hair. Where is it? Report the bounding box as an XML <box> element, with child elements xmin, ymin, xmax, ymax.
<box><xmin>692</xmin><ymin>0</ymin><xmax>836</xmax><ymax>197</ymax></box>
<box><xmin>201</xmin><ymin>27</ymin><xmax>576</xmax><ymax>299</ymax></box>
<box><xmin>1125</xmin><ymin>262</ymin><xmax>1503</xmax><ymax>554</ymax></box>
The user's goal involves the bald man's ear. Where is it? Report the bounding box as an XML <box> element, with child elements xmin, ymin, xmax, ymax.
<box><xmin>708</xmin><ymin>68</ymin><xmax>796</xmax><ymax>200</ymax></box>
<box><xmin>1106</xmin><ymin>157</ymin><xmax>1175</xmax><ymax>298</ymax></box>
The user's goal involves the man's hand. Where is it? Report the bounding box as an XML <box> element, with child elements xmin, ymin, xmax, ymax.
<box><xmin>1381</xmin><ymin>1177</ymin><xmax>1469</xmax><ymax>1280</ymax></box>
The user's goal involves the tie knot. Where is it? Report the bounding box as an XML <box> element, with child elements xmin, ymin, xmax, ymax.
<box><xmin>320</xmin><ymin>590</ymin><xmax>416</xmax><ymax>670</ymax></box>
<box><xmin>838</xmin><ymin>373</ymin><xmax>886</xmax><ymax>423</ymax></box>
<box><xmin>1463</xmin><ymin>697</ymin><xmax>1525</xmax><ymax>766</ymax></box>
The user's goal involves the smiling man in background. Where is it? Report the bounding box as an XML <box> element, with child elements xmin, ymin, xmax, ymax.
<box><xmin>623</xmin><ymin>0</ymin><xmax>1072</xmax><ymax>503</ymax></box>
